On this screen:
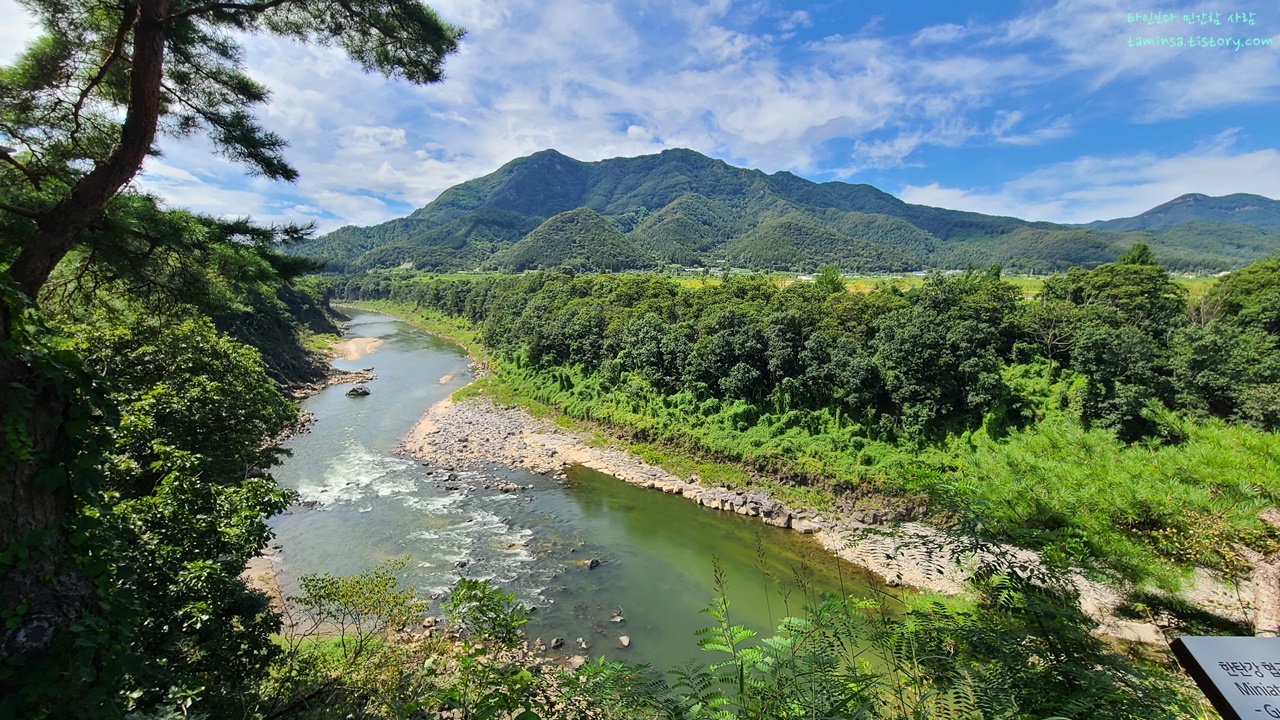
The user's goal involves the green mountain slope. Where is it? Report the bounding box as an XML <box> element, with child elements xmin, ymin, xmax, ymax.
<box><xmin>294</xmin><ymin>148</ymin><xmax>1280</xmax><ymax>273</ymax></box>
<box><xmin>1130</xmin><ymin>222</ymin><xmax>1280</xmax><ymax>272</ymax></box>
<box><xmin>628</xmin><ymin>193</ymin><xmax>738</xmax><ymax>265</ymax></box>
<box><xmin>724</xmin><ymin>214</ymin><xmax>918</xmax><ymax>272</ymax></box>
<box><xmin>490</xmin><ymin>208</ymin><xmax>657</xmax><ymax>272</ymax></box>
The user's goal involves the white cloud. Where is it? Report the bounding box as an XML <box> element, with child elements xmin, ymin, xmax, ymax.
<box><xmin>996</xmin><ymin>115</ymin><xmax>1073</xmax><ymax>146</ymax></box>
<box><xmin>999</xmin><ymin>0</ymin><xmax>1280</xmax><ymax>115</ymax></box>
<box><xmin>340</xmin><ymin>126</ymin><xmax>408</xmax><ymax>154</ymax></box>
<box><xmin>1</xmin><ymin>0</ymin><xmax>1277</xmax><ymax>236</ymax></box>
<box><xmin>912</xmin><ymin>23</ymin><xmax>968</xmax><ymax>46</ymax></box>
<box><xmin>991</xmin><ymin>110</ymin><xmax>1022</xmax><ymax>136</ymax></box>
<box><xmin>900</xmin><ymin>133</ymin><xmax>1280</xmax><ymax>223</ymax></box>
<box><xmin>851</xmin><ymin>133</ymin><xmax>924</xmax><ymax>171</ymax></box>
<box><xmin>0</xmin><ymin>0</ymin><xmax>40</xmax><ymax>65</ymax></box>
<box><xmin>779</xmin><ymin>10</ymin><xmax>812</xmax><ymax>32</ymax></box>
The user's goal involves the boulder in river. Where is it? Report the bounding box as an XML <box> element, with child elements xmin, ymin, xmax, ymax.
<box><xmin>616</xmin><ymin>635</ymin><xmax>631</xmax><ymax>648</ymax></box>
<box><xmin>793</xmin><ymin>519</ymin><xmax>823</xmax><ymax>534</ymax></box>
<box><xmin>551</xmin><ymin>637</ymin><xmax>565</xmax><ymax>649</ymax></box>
<box><xmin>763</xmin><ymin>513</ymin><xmax>792</xmax><ymax>529</ymax></box>
<box><xmin>346</xmin><ymin>384</ymin><xmax>370</xmax><ymax>397</ymax></box>
<box><xmin>585</xmin><ymin>558</ymin><xmax>601</xmax><ymax>569</ymax></box>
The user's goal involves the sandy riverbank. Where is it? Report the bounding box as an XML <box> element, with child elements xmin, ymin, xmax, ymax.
<box><xmin>335</xmin><ymin>336</ymin><xmax>384</xmax><ymax>361</ymax></box>
<box><xmin>399</xmin><ymin>394</ymin><xmax>1255</xmax><ymax>644</ymax></box>
<box><xmin>241</xmin><ymin>546</ymin><xmax>285</xmax><ymax>612</ymax></box>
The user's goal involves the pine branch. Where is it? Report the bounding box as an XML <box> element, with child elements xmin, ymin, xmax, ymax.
<box><xmin>170</xmin><ymin>0</ymin><xmax>295</xmax><ymax>20</ymax></box>
<box><xmin>0</xmin><ymin>149</ymin><xmax>44</xmax><ymax>191</ymax></box>
<box><xmin>71</xmin><ymin>5</ymin><xmax>139</xmax><ymax>149</ymax></box>
<box><xmin>0</xmin><ymin>201</ymin><xmax>39</xmax><ymax>220</ymax></box>
<box><xmin>6</xmin><ymin>0</ymin><xmax>171</xmax><ymax>302</ymax></box>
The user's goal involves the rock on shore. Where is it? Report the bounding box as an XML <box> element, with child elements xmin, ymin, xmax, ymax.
<box><xmin>286</xmin><ymin>367</ymin><xmax>377</xmax><ymax>401</ymax></box>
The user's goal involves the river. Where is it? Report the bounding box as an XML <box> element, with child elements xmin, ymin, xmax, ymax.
<box><xmin>269</xmin><ymin>310</ymin><xmax>893</xmax><ymax>671</ymax></box>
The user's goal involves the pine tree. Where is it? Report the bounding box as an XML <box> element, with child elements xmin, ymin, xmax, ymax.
<box><xmin>0</xmin><ymin>0</ymin><xmax>461</xmax><ymax>676</ymax></box>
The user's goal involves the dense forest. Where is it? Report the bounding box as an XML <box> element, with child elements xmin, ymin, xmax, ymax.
<box><xmin>338</xmin><ymin>251</ymin><xmax>1280</xmax><ymax>592</ymax></box>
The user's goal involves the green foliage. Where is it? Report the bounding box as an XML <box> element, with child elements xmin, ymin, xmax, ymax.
<box><xmin>444</xmin><ymin>577</ymin><xmax>530</xmax><ymax>648</ymax></box>
<box><xmin>671</xmin><ymin>557</ymin><xmax>1192</xmax><ymax>720</ymax></box>
<box><xmin>266</xmin><ymin>567</ymin><xmax>674</xmax><ymax>720</ymax></box>
<box><xmin>1171</xmin><ymin>321</ymin><xmax>1280</xmax><ymax>430</ymax></box>
<box><xmin>264</xmin><ymin>560</ymin><xmax>437</xmax><ymax>719</ymax></box>
<box><xmin>1</xmin><ymin>0</ymin><xmax>461</xmax><ymax>714</ymax></box>
<box><xmin>630</xmin><ymin>193</ymin><xmax>737</xmax><ymax>265</ymax></box>
<box><xmin>815</xmin><ymin>265</ymin><xmax>847</xmax><ymax>295</ymax></box>
<box><xmin>108</xmin><ymin>457</ymin><xmax>293</xmax><ymax>716</ymax></box>
<box><xmin>1208</xmin><ymin>256</ymin><xmax>1280</xmax><ymax>336</ymax></box>
<box><xmin>723</xmin><ymin>214</ymin><xmax>918</xmax><ymax>272</ymax></box>
<box><xmin>0</xmin><ymin>279</ymin><xmax>119</xmax><ymax>716</ymax></box>
<box><xmin>1117</xmin><ymin>243</ymin><xmax>1157</xmax><ymax>265</ymax></box>
<box><xmin>1133</xmin><ymin>223</ymin><xmax>1280</xmax><ymax>273</ymax></box>
<box><xmin>70</xmin><ymin>314</ymin><xmax>298</xmax><ymax>493</ymax></box>
<box><xmin>922</xmin><ymin>416</ymin><xmax>1280</xmax><ymax>585</ymax></box>
<box><xmin>671</xmin><ymin>557</ymin><xmax>879</xmax><ymax>719</ymax></box>
<box><xmin>1</xmin><ymin>293</ymin><xmax>306</xmax><ymax>717</ymax></box>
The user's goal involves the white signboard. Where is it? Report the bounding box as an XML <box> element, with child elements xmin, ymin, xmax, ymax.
<box><xmin>1172</xmin><ymin>637</ymin><xmax>1280</xmax><ymax>720</ymax></box>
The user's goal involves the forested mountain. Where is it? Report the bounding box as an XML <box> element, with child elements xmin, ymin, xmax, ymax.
<box><xmin>1086</xmin><ymin>193</ymin><xmax>1280</xmax><ymax>231</ymax></box>
<box><xmin>297</xmin><ymin>149</ymin><xmax>1280</xmax><ymax>274</ymax></box>
<box><xmin>490</xmin><ymin>207</ymin><xmax>657</xmax><ymax>271</ymax></box>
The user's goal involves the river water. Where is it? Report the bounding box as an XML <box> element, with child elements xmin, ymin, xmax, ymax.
<box><xmin>269</xmin><ymin>310</ymin><xmax>892</xmax><ymax>672</ymax></box>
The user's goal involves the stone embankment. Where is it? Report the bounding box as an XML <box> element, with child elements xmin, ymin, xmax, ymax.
<box><xmin>399</xmin><ymin>395</ymin><xmax>1254</xmax><ymax>644</ymax></box>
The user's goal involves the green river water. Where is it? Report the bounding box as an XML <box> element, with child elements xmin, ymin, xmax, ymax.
<box><xmin>269</xmin><ymin>310</ymin><xmax>894</xmax><ymax>672</ymax></box>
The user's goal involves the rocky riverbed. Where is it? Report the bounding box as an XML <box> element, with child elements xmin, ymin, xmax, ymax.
<box><xmin>398</xmin><ymin>394</ymin><xmax>1256</xmax><ymax>645</ymax></box>
<box><xmin>285</xmin><ymin>367</ymin><xmax>377</xmax><ymax>401</ymax></box>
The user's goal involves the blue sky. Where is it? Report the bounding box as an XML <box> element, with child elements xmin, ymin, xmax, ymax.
<box><xmin>2</xmin><ymin>0</ymin><xmax>1279</xmax><ymax>232</ymax></box>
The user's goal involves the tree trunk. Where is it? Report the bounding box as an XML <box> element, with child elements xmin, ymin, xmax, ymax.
<box><xmin>0</xmin><ymin>0</ymin><xmax>169</xmax><ymax>668</ymax></box>
<box><xmin>0</xmin><ymin>362</ymin><xmax>89</xmax><ymax>662</ymax></box>
<box><xmin>3</xmin><ymin>0</ymin><xmax>164</xmax><ymax>305</ymax></box>
<box><xmin>1245</xmin><ymin>509</ymin><xmax>1280</xmax><ymax>637</ymax></box>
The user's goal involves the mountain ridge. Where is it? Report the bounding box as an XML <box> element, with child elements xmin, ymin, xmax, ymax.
<box><xmin>297</xmin><ymin>149</ymin><xmax>1280</xmax><ymax>274</ymax></box>
<box><xmin>1085</xmin><ymin>193</ymin><xmax>1280</xmax><ymax>232</ymax></box>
